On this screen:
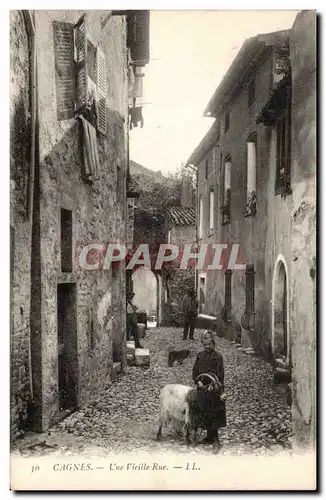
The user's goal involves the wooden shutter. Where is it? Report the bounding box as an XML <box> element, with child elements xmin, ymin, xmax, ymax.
<box><xmin>75</xmin><ymin>14</ymin><xmax>88</xmax><ymax>112</ymax></box>
<box><xmin>284</xmin><ymin>85</ymin><xmax>292</xmax><ymax>192</ymax></box>
<box><xmin>53</xmin><ymin>21</ymin><xmax>75</xmax><ymax>120</ymax></box>
<box><xmin>96</xmin><ymin>46</ymin><xmax>107</xmax><ymax>135</ymax></box>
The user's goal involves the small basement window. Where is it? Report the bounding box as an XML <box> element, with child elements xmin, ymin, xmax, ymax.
<box><xmin>61</xmin><ymin>209</ymin><xmax>73</xmax><ymax>273</ymax></box>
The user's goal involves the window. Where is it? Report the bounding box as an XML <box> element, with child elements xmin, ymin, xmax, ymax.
<box><xmin>275</xmin><ymin>86</ymin><xmax>292</xmax><ymax>195</ymax></box>
<box><xmin>168</xmin><ymin>229</ymin><xmax>171</xmax><ymax>244</ymax></box>
<box><xmin>220</xmin><ymin>156</ymin><xmax>231</xmax><ymax>224</ymax></box>
<box><xmin>222</xmin><ymin>270</ymin><xmax>232</xmax><ymax>323</ymax></box>
<box><xmin>199</xmin><ymin>275</ymin><xmax>206</xmax><ymax>313</ymax></box>
<box><xmin>209</xmin><ymin>188</ymin><xmax>215</xmax><ymax>231</ymax></box>
<box><xmin>61</xmin><ymin>209</ymin><xmax>73</xmax><ymax>272</ymax></box>
<box><xmin>248</xmin><ymin>79</ymin><xmax>256</xmax><ymax>108</ymax></box>
<box><xmin>53</xmin><ymin>15</ymin><xmax>107</xmax><ymax>133</ymax></box>
<box><xmin>199</xmin><ymin>196</ymin><xmax>204</xmax><ymax>239</ymax></box>
<box><xmin>225</xmin><ymin>111</ymin><xmax>230</xmax><ymax>133</ymax></box>
<box><xmin>241</xmin><ymin>264</ymin><xmax>255</xmax><ymax>332</ymax></box>
<box><xmin>205</xmin><ymin>159</ymin><xmax>209</xmax><ymax>179</ymax></box>
<box><xmin>245</xmin><ymin>134</ymin><xmax>257</xmax><ymax>217</ymax></box>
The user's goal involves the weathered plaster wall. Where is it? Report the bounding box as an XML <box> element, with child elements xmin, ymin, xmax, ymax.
<box><xmin>289</xmin><ymin>10</ymin><xmax>316</xmax><ymax>451</ymax></box>
<box><xmin>32</xmin><ymin>11</ymin><xmax>128</xmax><ymax>430</ymax></box>
<box><xmin>10</xmin><ymin>10</ymin><xmax>33</xmax><ymax>440</ymax></box>
<box><xmin>197</xmin><ymin>52</ymin><xmax>293</xmax><ymax>359</ymax></box>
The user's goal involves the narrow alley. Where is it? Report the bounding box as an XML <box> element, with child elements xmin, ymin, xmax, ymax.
<box><xmin>13</xmin><ymin>327</ymin><xmax>292</xmax><ymax>459</ymax></box>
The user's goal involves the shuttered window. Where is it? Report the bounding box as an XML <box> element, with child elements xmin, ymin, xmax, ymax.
<box><xmin>96</xmin><ymin>47</ymin><xmax>107</xmax><ymax>134</ymax></box>
<box><xmin>275</xmin><ymin>85</ymin><xmax>292</xmax><ymax>195</ymax></box>
<box><xmin>53</xmin><ymin>14</ymin><xmax>107</xmax><ymax>134</ymax></box>
<box><xmin>75</xmin><ymin>15</ymin><xmax>87</xmax><ymax>111</ymax></box>
<box><xmin>245</xmin><ymin>264</ymin><xmax>255</xmax><ymax>313</ymax></box>
<box><xmin>53</xmin><ymin>21</ymin><xmax>76</xmax><ymax>120</ymax></box>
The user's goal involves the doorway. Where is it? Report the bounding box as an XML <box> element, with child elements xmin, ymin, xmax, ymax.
<box><xmin>57</xmin><ymin>283</ymin><xmax>78</xmax><ymax>413</ymax></box>
<box><xmin>272</xmin><ymin>256</ymin><xmax>290</xmax><ymax>362</ymax></box>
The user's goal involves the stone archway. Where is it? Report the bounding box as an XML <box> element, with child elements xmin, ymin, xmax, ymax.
<box><xmin>132</xmin><ymin>267</ymin><xmax>158</xmax><ymax>325</ymax></box>
<box><xmin>272</xmin><ymin>255</ymin><xmax>290</xmax><ymax>364</ymax></box>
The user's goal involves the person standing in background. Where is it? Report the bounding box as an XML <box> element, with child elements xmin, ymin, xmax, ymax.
<box><xmin>126</xmin><ymin>292</ymin><xmax>142</xmax><ymax>348</ymax></box>
<box><xmin>182</xmin><ymin>289</ymin><xmax>199</xmax><ymax>340</ymax></box>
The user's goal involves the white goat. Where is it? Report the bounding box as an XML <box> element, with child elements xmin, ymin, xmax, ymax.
<box><xmin>156</xmin><ymin>384</ymin><xmax>192</xmax><ymax>441</ymax></box>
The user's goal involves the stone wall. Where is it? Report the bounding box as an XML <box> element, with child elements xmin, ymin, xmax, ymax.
<box><xmin>289</xmin><ymin>10</ymin><xmax>316</xmax><ymax>451</ymax></box>
<box><xmin>10</xmin><ymin>10</ymin><xmax>33</xmax><ymax>440</ymax></box>
<box><xmin>27</xmin><ymin>11</ymin><xmax>129</xmax><ymax>432</ymax></box>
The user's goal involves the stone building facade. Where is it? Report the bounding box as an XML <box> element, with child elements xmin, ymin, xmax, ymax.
<box><xmin>288</xmin><ymin>11</ymin><xmax>316</xmax><ymax>452</ymax></box>
<box><xmin>186</xmin><ymin>11</ymin><xmax>316</xmax><ymax>450</ymax></box>
<box><xmin>10</xmin><ymin>10</ymin><xmax>149</xmax><ymax>438</ymax></box>
<box><xmin>10</xmin><ymin>10</ymin><xmax>35</xmax><ymax>441</ymax></box>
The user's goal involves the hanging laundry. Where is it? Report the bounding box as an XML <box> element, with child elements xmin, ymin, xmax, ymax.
<box><xmin>77</xmin><ymin>115</ymin><xmax>100</xmax><ymax>181</ymax></box>
<box><xmin>129</xmin><ymin>106</ymin><xmax>144</xmax><ymax>129</ymax></box>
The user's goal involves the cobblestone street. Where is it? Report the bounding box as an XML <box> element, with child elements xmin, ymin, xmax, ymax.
<box><xmin>13</xmin><ymin>327</ymin><xmax>292</xmax><ymax>458</ymax></box>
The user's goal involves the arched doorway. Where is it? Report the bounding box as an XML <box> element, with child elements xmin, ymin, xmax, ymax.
<box><xmin>132</xmin><ymin>267</ymin><xmax>158</xmax><ymax>325</ymax></box>
<box><xmin>272</xmin><ymin>255</ymin><xmax>290</xmax><ymax>363</ymax></box>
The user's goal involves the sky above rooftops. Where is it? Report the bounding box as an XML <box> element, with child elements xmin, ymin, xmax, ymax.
<box><xmin>129</xmin><ymin>10</ymin><xmax>299</xmax><ymax>176</ymax></box>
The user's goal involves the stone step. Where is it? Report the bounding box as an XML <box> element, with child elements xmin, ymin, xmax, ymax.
<box><xmin>275</xmin><ymin>358</ymin><xmax>288</xmax><ymax>370</ymax></box>
<box><xmin>135</xmin><ymin>348</ymin><xmax>150</xmax><ymax>366</ymax></box>
<box><xmin>126</xmin><ymin>341</ymin><xmax>135</xmax><ymax>356</ymax></box>
<box><xmin>112</xmin><ymin>362</ymin><xmax>122</xmax><ymax>378</ymax></box>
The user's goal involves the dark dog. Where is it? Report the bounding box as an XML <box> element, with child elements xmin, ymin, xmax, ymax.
<box><xmin>168</xmin><ymin>349</ymin><xmax>191</xmax><ymax>367</ymax></box>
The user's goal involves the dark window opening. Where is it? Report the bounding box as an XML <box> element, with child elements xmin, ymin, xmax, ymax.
<box><xmin>222</xmin><ymin>270</ymin><xmax>232</xmax><ymax>323</ymax></box>
<box><xmin>248</xmin><ymin>79</ymin><xmax>256</xmax><ymax>108</ymax></box>
<box><xmin>225</xmin><ymin>111</ymin><xmax>230</xmax><ymax>133</ymax></box>
<box><xmin>86</xmin><ymin>39</ymin><xmax>97</xmax><ymax>84</ymax></box>
<box><xmin>275</xmin><ymin>86</ymin><xmax>292</xmax><ymax>195</ymax></box>
<box><xmin>220</xmin><ymin>156</ymin><xmax>231</xmax><ymax>225</ymax></box>
<box><xmin>205</xmin><ymin>159</ymin><xmax>209</xmax><ymax>179</ymax></box>
<box><xmin>199</xmin><ymin>276</ymin><xmax>206</xmax><ymax>313</ymax></box>
<box><xmin>245</xmin><ymin>264</ymin><xmax>255</xmax><ymax>313</ymax></box>
<box><xmin>61</xmin><ymin>209</ymin><xmax>73</xmax><ymax>273</ymax></box>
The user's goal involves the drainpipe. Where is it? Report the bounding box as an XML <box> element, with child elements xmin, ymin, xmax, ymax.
<box><xmin>23</xmin><ymin>10</ymin><xmax>37</xmax><ymax>401</ymax></box>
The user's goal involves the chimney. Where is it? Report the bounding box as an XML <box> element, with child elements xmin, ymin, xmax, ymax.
<box><xmin>180</xmin><ymin>175</ymin><xmax>193</xmax><ymax>208</ymax></box>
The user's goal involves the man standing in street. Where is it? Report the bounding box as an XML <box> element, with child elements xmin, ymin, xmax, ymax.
<box><xmin>126</xmin><ymin>292</ymin><xmax>142</xmax><ymax>348</ymax></box>
<box><xmin>182</xmin><ymin>289</ymin><xmax>199</xmax><ymax>340</ymax></box>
